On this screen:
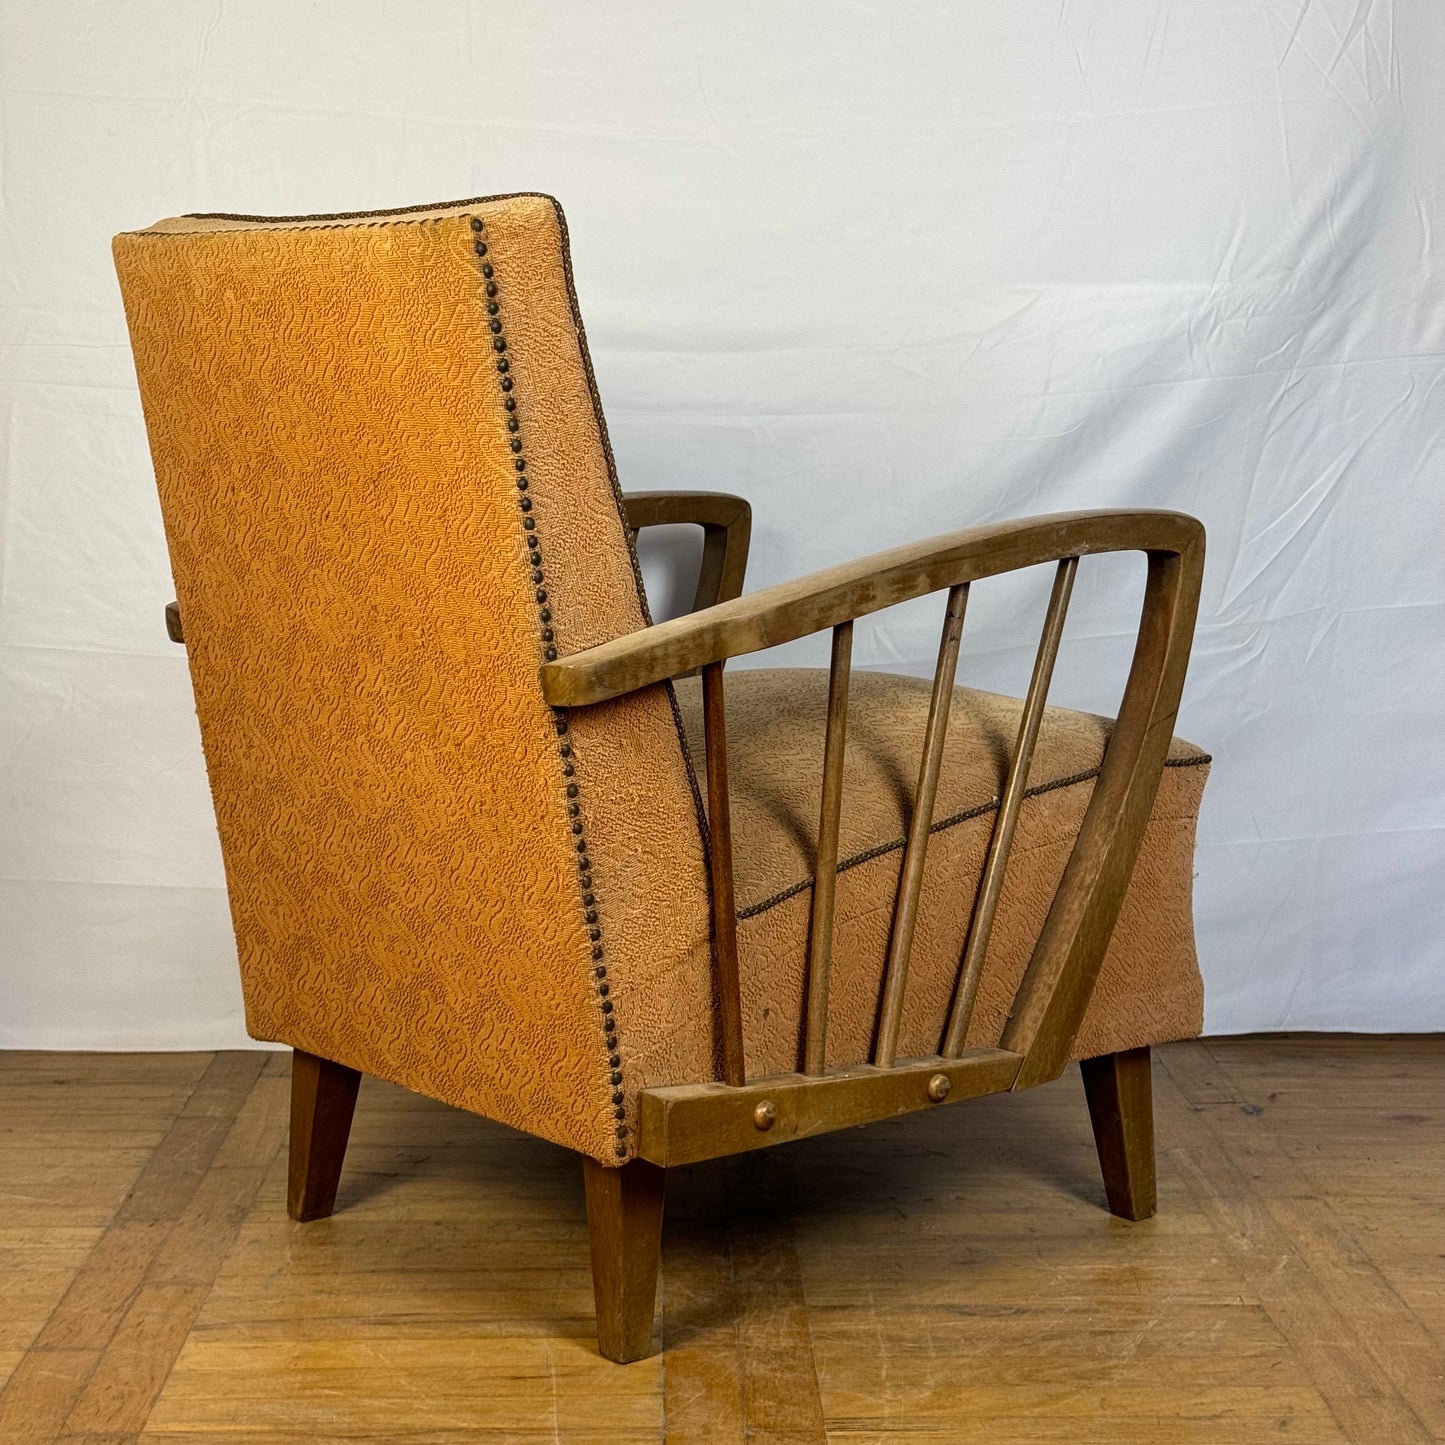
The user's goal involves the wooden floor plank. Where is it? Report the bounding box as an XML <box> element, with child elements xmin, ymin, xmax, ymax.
<box><xmin>0</xmin><ymin>1037</ymin><xmax>1440</xmax><ymax>1443</ymax></box>
<box><xmin>1168</xmin><ymin>1038</ymin><xmax>1445</xmax><ymax>1439</ymax></box>
<box><xmin>1157</xmin><ymin>1041</ymin><xmax>1439</xmax><ymax>1445</ymax></box>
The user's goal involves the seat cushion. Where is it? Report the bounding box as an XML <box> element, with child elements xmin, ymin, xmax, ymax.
<box><xmin>673</xmin><ymin>669</ymin><xmax>1208</xmax><ymax>1077</ymax></box>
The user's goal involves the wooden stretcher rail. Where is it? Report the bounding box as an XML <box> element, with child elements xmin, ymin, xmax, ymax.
<box><xmin>636</xmin><ymin>1047</ymin><xmax>1023</xmax><ymax>1167</ymax></box>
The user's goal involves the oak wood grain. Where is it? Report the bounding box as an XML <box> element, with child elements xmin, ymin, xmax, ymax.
<box><xmin>3</xmin><ymin>1039</ymin><xmax>1443</xmax><ymax>1441</ymax></box>
<box><xmin>802</xmin><ymin>620</ymin><xmax>852</xmax><ymax>1077</ymax></box>
<box><xmin>944</xmin><ymin>556</ymin><xmax>1075</xmax><ymax>1056</ymax></box>
<box><xmin>541</xmin><ymin>509</ymin><xmax>1201</xmax><ymax>706</ymax></box>
<box><xmin>637</xmin><ymin>1048</ymin><xmax>1022</xmax><ymax>1167</ymax></box>
<box><xmin>702</xmin><ymin>661</ymin><xmax>746</xmax><ymax>1087</ymax></box>
<box><xmin>622</xmin><ymin>490</ymin><xmax>752</xmax><ymax>616</ymax></box>
<box><xmin>874</xmin><ymin>584</ymin><xmax>968</xmax><ymax>1068</ymax></box>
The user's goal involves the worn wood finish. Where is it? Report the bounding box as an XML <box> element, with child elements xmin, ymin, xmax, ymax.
<box><xmin>943</xmin><ymin>556</ymin><xmax>1077</xmax><ymax>1057</ymax></box>
<box><xmin>286</xmin><ymin>1048</ymin><xmax>361</xmax><ymax>1223</ymax></box>
<box><xmin>702</xmin><ymin>660</ymin><xmax>746</xmax><ymax>1087</ymax></box>
<box><xmin>543</xmin><ymin>507</ymin><xmax>1200</xmax><ymax>1161</ymax></box>
<box><xmin>802</xmin><ymin>619</ymin><xmax>853</xmax><ymax>1076</ymax></box>
<box><xmin>1079</xmin><ymin>1045</ymin><xmax>1157</xmax><ymax>1221</ymax></box>
<box><xmin>540</xmin><ymin>509</ymin><xmax>1202</xmax><ymax>706</ymax></box>
<box><xmin>4</xmin><ymin>1039</ymin><xmax>1443</xmax><ymax>1441</ymax></box>
<box><xmin>1002</xmin><ymin>539</ymin><xmax>1203</xmax><ymax>1087</ymax></box>
<box><xmin>583</xmin><ymin>1156</ymin><xmax>666</xmax><ymax>1364</ymax></box>
<box><xmin>621</xmin><ymin>489</ymin><xmax>752</xmax><ymax>614</ymax></box>
<box><xmin>875</xmin><ymin>584</ymin><xmax>969</xmax><ymax>1068</ymax></box>
<box><xmin>636</xmin><ymin>1047</ymin><xmax>1021</xmax><ymax>1167</ymax></box>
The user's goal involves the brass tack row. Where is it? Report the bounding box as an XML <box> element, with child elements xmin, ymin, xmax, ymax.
<box><xmin>469</xmin><ymin>214</ymin><xmax>629</xmax><ymax>1159</ymax></box>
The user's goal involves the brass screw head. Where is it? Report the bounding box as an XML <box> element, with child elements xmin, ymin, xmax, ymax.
<box><xmin>753</xmin><ymin>1100</ymin><xmax>777</xmax><ymax>1130</ymax></box>
<box><xmin>927</xmin><ymin>1073</ymin><xmax>952</xmax><ymax>1103</ymax></box>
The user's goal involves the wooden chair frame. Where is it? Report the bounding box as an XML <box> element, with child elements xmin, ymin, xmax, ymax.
<box><xmin>168</xmin><ymin>494</ymin><xmax>1202</xmax><ymax>1363</ymax></box>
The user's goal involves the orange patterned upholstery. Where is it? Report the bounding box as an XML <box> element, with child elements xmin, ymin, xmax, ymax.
<box><xmin>114</xmin><ymin>195</ymin><xmax>1207</xmax><ymax>1167</ymax></box>
<box><xmin>114</xmin><ymin>197</ymin><xmax>714</xmax><ymax>1165</ymax></box>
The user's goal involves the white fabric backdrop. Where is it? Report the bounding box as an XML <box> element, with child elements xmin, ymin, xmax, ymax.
<box><xmin>2</xmin><ymin>2</ymin><xmax>1441</xmax><ymax>1048</ymax></box>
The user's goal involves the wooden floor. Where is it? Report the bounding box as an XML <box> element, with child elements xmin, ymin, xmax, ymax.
<box><xmin>1</xmin><ymin>1037</ymin><xmax>1442</xmax><ymax>1444</ymax></box>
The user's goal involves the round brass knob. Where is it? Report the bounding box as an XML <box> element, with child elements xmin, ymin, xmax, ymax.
<box><xmin>927</xmin><ymin>1073</ymin><xmax>951</xmax><ymax>1103</ymax></box>
<box><xmin>753</xmin><ymin>1100</ymin><xmax>777</xmax><ymax>1131</ymax></box>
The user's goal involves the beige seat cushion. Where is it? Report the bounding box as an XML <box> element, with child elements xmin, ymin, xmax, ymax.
<box><xmin>673</xmin><ymin>669</ymin><xmax>1208</xmax><ymax>1077</ymax></box>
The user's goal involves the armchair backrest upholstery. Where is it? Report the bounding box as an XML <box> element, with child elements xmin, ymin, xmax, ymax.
<box><xmin>113</xmin><ymin>195</ymin><xmax>714</xmax><ymax>1163</ymax></box>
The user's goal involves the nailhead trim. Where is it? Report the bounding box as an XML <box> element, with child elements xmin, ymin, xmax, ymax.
<box><xmin>468</xmin><ymin>213</ymin><xmax>629</xmax><ymax>1160</ymax></box>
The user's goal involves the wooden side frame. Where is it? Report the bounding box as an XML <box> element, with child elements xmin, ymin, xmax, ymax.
<box><xmin>542</xmin><ymin>508</ymin><xmax>1204</xmax><ymax>1166</ymax></box>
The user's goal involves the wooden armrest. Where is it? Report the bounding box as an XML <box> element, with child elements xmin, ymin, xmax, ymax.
<box><xmin>541</xmin><ymin>508</ymin><xmax>1202</xmax><ymax>707</ymax></box>
<box><xmin>554</xmin><ymin>504</ymin><xmax>1204</xmax><ymax>1106</ymax></box>
<box><xmin>622</xmin><ymin>489</ymin><xmax>751</xmax><ymax>615</ymax></box>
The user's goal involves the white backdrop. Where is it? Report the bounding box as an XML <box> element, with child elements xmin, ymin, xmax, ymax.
<box><xmin>2</xmin><ymin>2</ymin><xmax>1442</xmax><ymax>1048</ymax></box>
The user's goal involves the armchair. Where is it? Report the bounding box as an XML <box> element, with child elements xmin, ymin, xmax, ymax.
<box><xmin>114</xmin><ymin>194</ymin><xmax>1208</xmax><ymax>1363</ymax></box>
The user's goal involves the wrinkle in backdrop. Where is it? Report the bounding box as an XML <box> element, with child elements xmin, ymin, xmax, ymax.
<box><xmin>1</xmin><ymin>0</ymin><xmax>1441</xmax><ymax>1045</ymax></box>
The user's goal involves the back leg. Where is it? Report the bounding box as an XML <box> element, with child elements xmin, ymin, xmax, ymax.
<box><xmin>1079</xmin><ymin>1045</ymin><xmax>1157</xmax><ymax>1221</ymax></box>
<box><xmin>288</xmin><ymin>1048</ymin><xmax>361</xmax><ymax>1222</ymax></box>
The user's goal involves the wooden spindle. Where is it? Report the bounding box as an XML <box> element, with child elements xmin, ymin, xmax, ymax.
<box><xmin>874</xmin><ymin>584</ymin><xmax>969</xmax><ymax>1068</ymax></box>
<box><xmin>802</xmin><ymin>621</ymin><xmax>853</xmax><ymax>1075</ymax></box>
<box><xmin>702</xmin><ymin>661</ymin><xmax>747</xmax><ymax>1087</ymax></box>
<box><xmin>942</xmin><ymin>557</ymin><xmax>1076</xmax><ymax>1057</ymax></box>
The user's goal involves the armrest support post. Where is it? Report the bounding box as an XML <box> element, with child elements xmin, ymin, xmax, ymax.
<box><xmin>622</xmin><ymin>490</ymin><xmax>751</xmax><ymax>614</ymax></box>
<box><xmin>874</xmin><ymin>583</ymin><xmax>969</xmax><ymax>1068</ymax></box>
<box><xmin>702</xmin><ymin>661</ymin><xmax>746</xmax><ymax>1087</ymax></box>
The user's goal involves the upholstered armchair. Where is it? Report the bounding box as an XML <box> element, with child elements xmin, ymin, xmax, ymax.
<box><xmin>113</xmin><ymin>194</ymin><xmax>1208</xmax><ymax>1363</ymax></box>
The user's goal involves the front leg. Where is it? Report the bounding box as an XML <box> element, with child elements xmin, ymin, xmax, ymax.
<box><xmin>583</xmin><ymin>1157</ymin><xmax>665</xmax><ymax>1362</ymax></box>
<box><xmin>1079</xmin><ymin>1045</ymin><xmax>1157</xmax><ymax>1221</ymax></box>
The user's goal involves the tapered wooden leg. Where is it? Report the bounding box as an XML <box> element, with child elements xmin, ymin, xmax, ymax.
<box><xmin>583</xmin><ymin>1157</ymin><xmax>665</xmax><ymax>1363</ymax></box>
<box><xmin>288</xmin><ymin>1048</ymin><xmax>361</xmax><ymax>1222</ymax></box>
<box><xmin>1080</xmin><ymin>1045</ymin><xmax>1157</xmax><ymax>1221</ymax></box>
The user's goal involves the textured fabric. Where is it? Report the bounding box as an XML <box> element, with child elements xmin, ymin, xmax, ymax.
<box><xmin>113</xmin><ymin>193</ymin><xmax>1207</xmax><ymax>1168</ymax></box>
<box><xmin>113</xmin><ymin>197</ymin><xmax>712</xmax><ymax>1165</ymax></box>
<box><xmin>674</xmin><ymin>669</ymin><xmax>1208</xmax><ymax>1077</ymax></box>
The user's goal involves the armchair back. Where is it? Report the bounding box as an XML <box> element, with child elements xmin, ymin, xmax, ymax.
<box><xmin>114</xmin><ymin>196</ymin><xmax>714</xmax><ymax>1163</ymax></box>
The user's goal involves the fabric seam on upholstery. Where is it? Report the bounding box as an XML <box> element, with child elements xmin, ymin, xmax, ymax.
<box><xmin>187</xmin><ymin>192</ymin><xmax>555</xmax><ymax>222</ymax></box>
<box><xmin>467</xmin><ymin>211</ymin><xmax>630</xmax><ymax>1161</ymax></box>
<box><xmin>736</xmin><ymin>752</ymin><xmax>1211</xmax><ymax>922</ymax></box>
<box><xmin>121</xmin><ymin>193</ymin><xmax>560</xmax><ymax>238</ymax></box>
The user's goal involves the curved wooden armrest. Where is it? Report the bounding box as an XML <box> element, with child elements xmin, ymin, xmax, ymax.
<box><xmin>547</xmin><ymin>506</ymin><xmax>1204</xmax><ymax>1107</ymax></box>
<box><xmin>540</xmin><ymin>509</ymin><xmax>1201</xmax><ymax>707</ymax></box>
<box><xmin>622</xmin><ymin>489</ymin><xmax>752</xmax><ymax>615</ymax></box>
